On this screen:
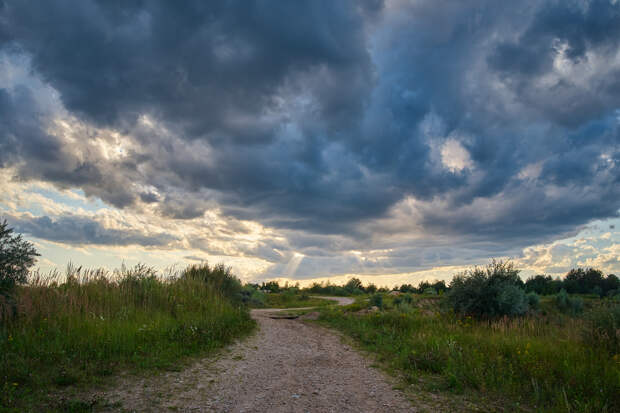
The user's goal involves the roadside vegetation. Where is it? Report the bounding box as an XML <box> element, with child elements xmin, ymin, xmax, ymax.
<box><xmin>2</xmin><ymin>218</ymin><xmax>619</xmax><ymax>412</ymax></box>
<box><xmin>0</xmin><ymin>222</ymin><xmax>255</xmax><ymax>412</ymax></box>
<box><xmin>318</xmin><ymin>261</ymin><xmax>620</xmax><ymax>412</ymax></box>
<box><xmin>242</xmin><ymin>283</ymin><xmax>333</xmax><ymax>308</ymax></box>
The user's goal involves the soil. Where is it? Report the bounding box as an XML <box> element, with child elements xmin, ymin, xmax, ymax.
<box><xmin>83</xmin><ymin>296</ymin><xmax>476</xmax><ymax>412</ymax></box>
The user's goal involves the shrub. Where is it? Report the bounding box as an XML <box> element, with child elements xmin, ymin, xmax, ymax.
<box><xmin>584</xmin><ymin>303</ymin><xmax>620</xmax><ymax>354</ymax></box>
<box><xmin>240</xmin><ymin>285</ymin><xmax>266</xmax><ymax>307</ymax></box>
<box><xmin>446</xmin><ymin>260</ymin><xmax>530</xmax><ymax>318</ymax></box>
<box><xmin>607</xmin><ymin>289</ymin><xmax>620</xmax><ymax>298</ymax></box>
<box><xmin>396</xmin><ymin>301</ymin><xmax>415</xmax><ymax>314</ymax></box>
<box><xmin>555</xmin><ymin>289</ymin><xmax>583</xmax><ymax>315</ymax></box>
<box><xmin>526</xmin><ymin>292</ymin><xmax>540</xmax><ymax>310</ymax></box>
<box><xmin>423</xmin><ymin>287</ymin><xmax>437</xmax><ymax>295</ymax></box>
<box><xmin>370</xmin><ymin>293</ymin><xmax>383</xmax><ymax>309</ymax></box>
<box><xmin>496</xmin><ymin>284</ymin><xmax>529</xmax><ymax>316</ymax></box>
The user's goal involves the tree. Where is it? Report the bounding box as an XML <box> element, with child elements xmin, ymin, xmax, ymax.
<box><xmin>431</xmin><ymin>280</ymin><xmax>448</xmax><ymax>294</ymax></box>
<box><xmin>564</xmin><ymin>268</ymin><xmax>604</xmax><ymax>294</ymax></box>
<box><xmin>525</xmin><ymin>274</ymin><xmax>562</xmax><ymax>295</ymax></box>
<box><xmin>345</xmin><ymin>277</ymin><xmax>363</xmax><ymax>294</ymax></box>
<box><xmin>1</xmin><ymin>220</ymin><xmax>39</xmax><ymax>298</ymax></box>
<box><xmin>261</xmin><ymin>280</ymin><xmax>280</xmax><ymax>293</ymax></box>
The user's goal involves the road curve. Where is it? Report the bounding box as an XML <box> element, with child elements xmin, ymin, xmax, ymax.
<box><xmin>311</xmin><ymin>295</ymin><xmax>355</xmax><ymax>306</ymax></box>
<box><xmin>251</xmin><ymin>295</ymin><xmax>355</xmax><ymax>316</ymax></box>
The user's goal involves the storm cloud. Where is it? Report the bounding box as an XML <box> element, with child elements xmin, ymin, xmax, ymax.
<box><xmin>0</xmin><ymin>0</ymin><xmax>619</xmax><ymax>276</ymax></box>
<box><xmin>7</xmin><ymin>213</ymin><xmax>177</xmax><ymax>247</ymax></box>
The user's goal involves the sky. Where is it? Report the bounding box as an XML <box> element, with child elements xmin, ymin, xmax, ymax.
<box><xmin>0</xmin><ymin>0</ymin><xmax>619</xmax><ymax>286</ymax></box>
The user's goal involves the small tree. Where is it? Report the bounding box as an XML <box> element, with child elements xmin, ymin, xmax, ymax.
<box><xmin>366</xmin><ymin>283</ymin><xmax>377</xmax><ymax>294</ymax></box>
<box><xmin>345</xmin><ymin>277</ymin><xmax>363</xmax><ymax>294</ymax></box>
<box><xmin>1</xmin><ymin>220</ymin><xmax>39</xmax><ymax>298</ymax></box>
<box><xmin>1</xmin><ymin>220</ymin><xmax>39</xmax><ymax>322</ymax></box>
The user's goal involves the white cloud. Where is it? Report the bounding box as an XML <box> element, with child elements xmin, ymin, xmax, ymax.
<box><xmin>440</xmin><ymin>138</ymin><xmax>473</xmax><ymax>173</ymax></box>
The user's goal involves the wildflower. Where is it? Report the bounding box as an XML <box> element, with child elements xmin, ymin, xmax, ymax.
<box><xmin>12</xmin><ymin>383</ymin><xmax>18</xmax><ymax>386</ymax></box>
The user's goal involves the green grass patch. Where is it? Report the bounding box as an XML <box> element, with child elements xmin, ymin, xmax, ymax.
<box><xmin>261</xmin><ymin>292</ymin><xmax>333</xmax><ymax>308</ymax></box>
<box><xmin>0</xmin><ymin>264</ymin><xmax>256</xmax><ymax>411</ymax></box>
<box><xmin>320</xmin><ymin>294</ymin><xmax>620</xmax><ymax>412</ymax></box>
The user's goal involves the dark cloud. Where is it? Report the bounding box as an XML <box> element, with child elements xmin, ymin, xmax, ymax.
<box><xmin>0</xmin><ymin>78</ymin><xmax>139</xmax><ymax>208</ymax></box>
<box><xmin>1</xmin><ymin>0</ymin><xmax>376</xmax><ymax>134</ymax></box>
<box><xmin>488</xmin><ymin>0</ymin><xmax>620</xmax><ymax>127</ymax></box>
<box><xmin>5</xmin><ymin>214</ymin><xmax>177</xmax><ymax>247</ymax></box>
<box><xmin>0</xmin><ymin>86</ymin><xmax>62</xmax><ymax>166</ymax></box>
<box><xmin>1</xmin><ymin>0</ymin><xmax>619</xmax><ymax>270</ymax></box>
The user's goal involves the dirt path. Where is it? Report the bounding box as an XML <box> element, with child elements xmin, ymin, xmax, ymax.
<box><xmin>96</xmin><ymin>296</ymin><xmax>418</xmax><ymax>412</ymax></box>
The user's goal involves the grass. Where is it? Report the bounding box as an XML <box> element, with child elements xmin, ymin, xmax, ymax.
<box><xmin>260</xmin><ymin>292</ymin><xmax>333</xmax><ymax>309</ymax></box>
<box><xmin>0</xmin><ymin>264</ymin><xmax>255</xmax><ymax>412</ymax></box>
<box><xmin>319</xmin><ymin>294</ymin><xmax>620</xmax><ymax>412</ymax></box>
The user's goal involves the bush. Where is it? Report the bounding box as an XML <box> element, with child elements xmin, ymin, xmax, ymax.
<box><xmin>496</xmin><ymin>284</ymin><xmax>529</xmax><ymax>316</ymax></box>
<box><xmin>555</xmin><ymin>289</ymin><xmax>583</xmax><ymax>315</ymax></box>
<box><xmin>446</xmin><ymin>260</ymin><xmax>530</xmax><ymax>318</ymax></box>
<box><xmin>240</xmin><ymin>285</ymin><xmax>266</xmax><ymax>307</ymax></box>
<box><xmin>526</xmin><ymin>292</ymin><xmax>540</xmax><ymax>310</ymax></box>
<box><xmin>584</xmin><ymin>303</ymin><xmax>620</xmax><ymax>354</ymax></box>
<box><xmin>423</xmin><ymin>287</ymin><xmax>437</xmax><ymax>295</ymax></box>
<box><xmin>370</xmin><ymin>293</ymin><xmax>383</xmax><ymax>309</ymax></box>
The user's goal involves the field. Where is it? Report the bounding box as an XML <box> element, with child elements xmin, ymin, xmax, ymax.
<box><xmin>0</xmin><ymin>264</ymin><xmax>255</xmax><ymax>412</ymax></box>
<box><xmin>319</xmin><ymin>294</ymin><xmax>620</xmax><ymax>412</ymax></box>
<box><xmin>262</xmin><ymin>292</ymin><xmax>332</xmax><ymax>308</ymax></box>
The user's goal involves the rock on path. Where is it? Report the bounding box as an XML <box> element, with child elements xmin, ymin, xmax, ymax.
<box><xmin>97</xmin><ymin>296</ymin><xmax>417</xmax><ymax>412</ymax></box>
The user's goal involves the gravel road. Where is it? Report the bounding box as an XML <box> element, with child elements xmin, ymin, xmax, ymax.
<box><xmin>96</xmin><ymin>296</ymin><xmax>417</xmax><ymax>412</ymax></box>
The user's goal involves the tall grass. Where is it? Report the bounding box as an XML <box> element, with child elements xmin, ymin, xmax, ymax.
<box><xmin>0</xmin><ymin>263</ymin><xmax>255</xmax><ymax>410</ymax></box>
<box><xmin>320</xmin><ymin>295</ymin><xmax>620</xmax><ymax>412</ymax></box>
